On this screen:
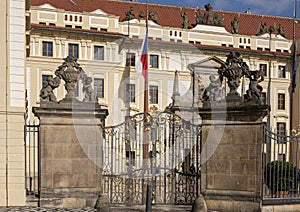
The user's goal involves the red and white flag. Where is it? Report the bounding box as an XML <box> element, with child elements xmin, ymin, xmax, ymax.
<box><xmin>136</xmin><ymin>30</ymin><xmax>148</xmax><ymax>79</ymax></box>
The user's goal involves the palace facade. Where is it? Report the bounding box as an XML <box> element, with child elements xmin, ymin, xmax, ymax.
<box><xmin>1</xmin><ymin>0</ymin><xmax>300</xmax><ymax>206</ymax></box>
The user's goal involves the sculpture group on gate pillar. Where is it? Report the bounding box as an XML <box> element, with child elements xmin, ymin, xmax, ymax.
<box><xmin>39</xmin><ymin>55</ymin><xmax>96</xmax><ymax>103</ymax></box>
<box><xmin>202</xmin><ymin>51</ymin><xmax>264</xmax><ymax>105</ymax></box>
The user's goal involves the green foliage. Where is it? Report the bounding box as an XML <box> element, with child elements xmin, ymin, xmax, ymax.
<box><xmin>264</xmin><ymin>160</ymin><xmax>297</xmax><ymax>192</ymax></box>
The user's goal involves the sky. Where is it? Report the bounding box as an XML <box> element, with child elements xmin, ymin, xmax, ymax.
<box><xmin>138</xmin><ymin>0</ymin><xmax>299</xmax><ymax>18</ymax></box>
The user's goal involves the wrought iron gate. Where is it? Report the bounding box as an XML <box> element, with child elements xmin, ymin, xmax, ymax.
<box><xmin>101</xmin><ymin>111</ymin><xmax>202</xmax><ymax>205</ymax></box>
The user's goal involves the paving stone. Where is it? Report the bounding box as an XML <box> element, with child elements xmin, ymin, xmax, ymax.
<box><xmin>0</xmin><ymin>207</ymin><xmax>97</xmax><ymax>212</ymax></box>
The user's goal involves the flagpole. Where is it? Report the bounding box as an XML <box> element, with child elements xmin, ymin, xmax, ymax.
<box><xmin>144</xmin><ymin>0</ymin><xmax>149</xmax><ymax>115</ymax></box>
<box><xmin>143</xmin><ymin>0</ymin><xmax>150</xmax><ymax>208</ymax></box>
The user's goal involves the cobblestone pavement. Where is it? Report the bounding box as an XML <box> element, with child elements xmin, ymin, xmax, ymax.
<box><xmin>0</xmin><ymin>205</ymin><xmax>192</xmax><ymax>212</ymax></box>
<box><xmin>0</xmin><ymin>207</ymin><xmax>97</xmax><ymax>212</ymax></box>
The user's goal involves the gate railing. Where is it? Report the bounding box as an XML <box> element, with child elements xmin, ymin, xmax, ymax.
<box><xmin>100</xmin><ymin>111</ymin><xmax>202</xmax><ymax>205</ymax></box>
<box><xmin>262</xmin><ymin>126</ymin><xmax>300</xmax><ymax>203</ymax></box>
<box><xmin>24</xmin><ymin>124</ymin><xmax>40</xmax><ymax>197</ymax></box>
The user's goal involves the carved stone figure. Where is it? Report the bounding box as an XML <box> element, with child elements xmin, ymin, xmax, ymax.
<box><xmin>149</xmin><ymin>11</ymin><xmax>158</xmax><ymax>24</ymax></box>
<box><xmin>213</xmin><ymin>12</ymin><xmax>222</xmax><ymax>26</ymax></box>
<box><xmin>123</xmin><ymin>6</ymin><xmax>135</xmax><ymax>21</ymax></box>
<box><xmin>202</xmin><ymin>75</ymin><xmax>224</xmax><ymax>102</ymax></box>
<box><xmin>196</xmin><ymin>9</ymin><xmax>205</xmax><ymax>24</ymax></box>
<box><xmin>195</xmin><ymin>4</ymin><xmax>222</xmax><ymax>26</ymax></box>
<box><xmin>40</xmin><ymin>76</ymin><xmax>61</xmax><ymax>102</ymax></box>
<box><xmin>82</xmin><ymin>74</ymin><xmax>95</xmax><ymax>102</ymax></box>
<box><xmin>268</xmin><ymin>25</ymin><xmax>275</xmax><ymax>34</ymax></box>
<box><xmin>181</xmin><ymin>10</ymin><xmax>189</xmax><ymax>29</ymax></box>
<box><xmin>277</xmin><ymin>24</ymin><xmax>285</xmax><ymax>37</ymax></box>
<box><xmin>257</xmin><ymin>21</ymin><xmax>268</xmax><ymax>36</ymax></box>
<box><xmin>218</xmin><ymin>52</ymin><xmax>250</xmax><ymax>98</ymax></box>
<box><xmin>244</xmin><ymin>70</ymin><xmax>264</xmax><ymax>102</ymax></box>
<box><xmin>231</xmin><ymin>17</ymin><xmax>240</xmax><ymax>34</ymax></box>
<box><xmin>139</xmin><ymin>11</ymin><xmax>145</xmax><ymax>19</ymax></box>
<box><xmin>55</xmin><ymin>55</ymin><xmax>84</xmax><ymax>99</ymax></box>
<box><xmin>204</xmin><ymin>4</ymin><xmax>214</xmax><ymax>25</ymax></box>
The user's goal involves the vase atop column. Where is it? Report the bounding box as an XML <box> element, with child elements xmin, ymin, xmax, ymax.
<box><xmin>55</xmin><ymin>55</ymin><xmax>84</xmax><ymax>101</ymax></box>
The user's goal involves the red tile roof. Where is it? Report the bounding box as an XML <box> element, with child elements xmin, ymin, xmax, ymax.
<box><xmin>31</xmin><ymin>23</ymin><xmax>124</xmax><ymax>36</ymax></box>
<box><xmin>31</xmin><ymin>0</ymin><xmax>300</xmax><ymax>40</ymax></box>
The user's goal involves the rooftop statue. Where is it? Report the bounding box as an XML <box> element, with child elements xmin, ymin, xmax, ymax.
<box><xmin>123</xmin><ymin>7</ymin><xmax>135</xmax><ymax>21</ymax></box>
<box><xmin>195</xmin><ymin>4</ymin><xmax>222</xmax><ymax>26</ymax></box>
<box><xmin>149</xmin><ymin>11</ymin><xmax>158</xmax><ymax>24</ymax></box>
<box><xmin>277</xmin><ymin>24</ymin><xmax>285</xmax><ymax>37</ymax></box>
<box><xmin>257</xmin><ymin>21</ymin><xmax>268</xmax><ymax>36</ymax></box>
<box><xmin>231</xmin><ymin>17</ymin><xmax>240</xmax><ymax>34</ymax></box>
<box><xmin>181</xmin><ymin>9</ymin><xmax>189</xmax><ymax>29</ymax></box>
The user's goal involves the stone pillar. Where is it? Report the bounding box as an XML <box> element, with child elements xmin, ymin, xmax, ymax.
<box><xmin>33</xmin><ymin>101</ymin><xmax>108</xmax><ymax>208</ymax></box>
<box><xmin>199</xmin><ymin>104</ymin><xmax>268</xmax><ymax>212</ymax></box>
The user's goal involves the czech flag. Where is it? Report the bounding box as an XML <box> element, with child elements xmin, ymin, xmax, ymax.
<box><xmin>136</xmin><ymin>30</ymin><xmax>148</xmax><ymax>80</ymax></box>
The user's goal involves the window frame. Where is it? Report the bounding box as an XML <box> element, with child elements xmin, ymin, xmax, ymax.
<box><xmin>278</xmin><ymin>65</ymin><xmax>286</xmax><ymax>78</ymax></box>
<box><xmin>259</xmin><ymin>63</ymin><xmax>267</xmax><ymax>77</ymax></box>
<box><xmin>126</xmin><ymin>52</ymin><xmax>136</xmax><ymax>67</ymax></box>
<box><xmin>68</xmin><ymin>43</ymin><xmax>79</xmax><ymax>59</ymax></box>
<box><xmin>260</xmin><ymin>92</ymin><xmax>267</xmax><ymax>105</ymax></box>
<box><xmin>149</xmin><ymin>54</ymin><xmax>159</xmax><ymax>69</ymax></box>
<box><xmin>94</xmin><ymin>78</ymin><xmax>104</xmax><ymax>99</ymax></box>
<box><xmin>42</xmin><ymin>41</ymin><xmax>53</xmax><ymax>57</ymax></box>
<box><xmin>277</xmin><ymin>93</ymin><xmax>285</xmax><ymax>110</ymax></box>
<box><xmin>149</xmin><ymin>85</ymin><xmax>158</xmax><ymax>104</ymax></box>
<box><xmin>42</xmin><ymin>74</ymin><xmax>52</xmax><ymax>88</ymax></box>
<box><xmin>94</xmin><ymin>45</ymin><xmax>104</xmax><ymax>61</ymax></box>
<box><xmin>276</xmin><ymin>122</ymin><xmax>286</xmax><ymax>143</ymax></box>
<box><xmin>126</xmin><ymin>83</ymin><xmax>135</xmax><ymax>103</ymax></box>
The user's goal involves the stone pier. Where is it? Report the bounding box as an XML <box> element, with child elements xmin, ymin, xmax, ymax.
<box><xmin>33</xmin><ymin>101</ymin><xmax>108</xmax><ymax>208</ymax></box>
<box><xmin>199</xmin><ymin>104</ymin><xmax>268</xmax><ymax>211</ymax></box>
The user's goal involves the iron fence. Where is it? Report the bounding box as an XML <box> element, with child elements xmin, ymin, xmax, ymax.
<box><xmin>24</xmin><ymin>124</ymin><xmax>40</xmax><ymax>197</ymax></box>
<box><xmin>262</xmin><ymin>126</ymin><xmax>300</xmax><ymax>202</ymax></box>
